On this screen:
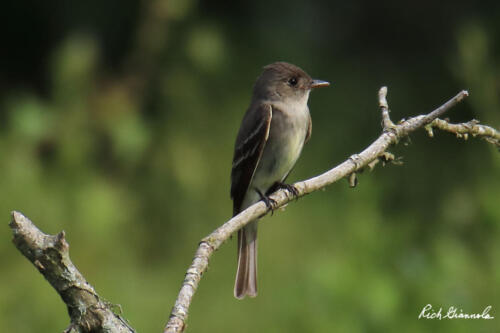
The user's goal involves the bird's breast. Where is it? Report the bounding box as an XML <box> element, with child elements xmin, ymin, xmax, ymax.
<box><xmin>251</xmin><ymin>104</ymin><xmax>310</xmax><ymax>192</ymax></box>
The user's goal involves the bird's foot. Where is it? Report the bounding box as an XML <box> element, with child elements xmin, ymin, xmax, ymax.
<box><xmin>269</xmin><ymin>182</ymin><xmax>299</xmax><ymax>199</ymax></box>
<box><xmin>257</xmin><ymin>190</ymin><xmax>278</xmax><ymax>214</ymax></box>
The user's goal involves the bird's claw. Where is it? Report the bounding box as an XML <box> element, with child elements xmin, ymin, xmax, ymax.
<box><xmin>263</xmin><ymin>196</ymin><xmax>278</xmax><ymax>211</ymax></box>
<box><xmin>275</xmin><ymin>182</ymin><xmax>299</xmax><ymax>199</ymax></box>
<box><xmin>257</xmin><ymin>190</ymin><xmax>278</xmax><ymax>213</ymax></box>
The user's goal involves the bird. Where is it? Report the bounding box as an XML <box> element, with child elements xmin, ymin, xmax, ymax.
<box><xmin>230</xmin><ymin>62</ymin><xmax>329</xmax><ymax>299</ymax></box>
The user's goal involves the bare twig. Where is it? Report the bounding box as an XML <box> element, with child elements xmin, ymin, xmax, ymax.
<box><xmin>426</xmin><ymin>118</ymin><xmax>500</xmax><ymax>148</ymax></box>
<box><xmin>9</xmin><ymin>211</ymin><xmax>135</xmax><ymax>333</ymax></box>
<box><xmin>164</xmin><ymin>87</ymin><xmax>473</xmax><ymax>332</ymax></box>
<box><xmin>379</xmin><ymin>86</ymin><xmax>395</xmax><ymax>130</ymax></box>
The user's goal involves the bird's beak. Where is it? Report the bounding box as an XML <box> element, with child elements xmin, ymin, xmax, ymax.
<box><xmin>311</xmin><ymin>79</ymin><xmax>330</xmax><ymax>89</ymax></box>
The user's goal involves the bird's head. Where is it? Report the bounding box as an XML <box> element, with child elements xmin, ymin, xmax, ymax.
<box><xmin>253</xmin><ymin>62</ymin><xmax>329</xmax><ymax>103</ymax></box>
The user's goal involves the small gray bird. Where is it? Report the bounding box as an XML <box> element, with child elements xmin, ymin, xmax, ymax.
<box><xmin>231</xmin><ymin>62</ymin><xmax>329</xmax><ymax>299</ymax></box>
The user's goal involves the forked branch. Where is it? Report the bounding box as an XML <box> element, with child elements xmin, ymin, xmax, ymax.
<box><xmin>9</xmin><ymin>211</ymin><xmax>135</xmax><ymax>333</ymax></box>
<box><xmin>164</xmin><ymin>87</ymin><xmax>493</xmax><ymax>332</ymax></box>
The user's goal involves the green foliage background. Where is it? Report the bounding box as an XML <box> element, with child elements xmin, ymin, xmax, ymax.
<box><xmin>1</xmin><ymin>0</ymin><xmax>499</xmax><ymax>332</ymax></box>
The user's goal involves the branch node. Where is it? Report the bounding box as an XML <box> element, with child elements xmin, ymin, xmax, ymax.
<box><xmin>367</xmin><ymin>159</ymin><xmax>379</xmax><ymax>170</ymax></box>
<box><xmin>55</xmin><ymin>231</ymin><xmax>69</xmax><ymax>251</ymax></box>
<box><xmin>348</xmin><ymin>154</ymin><xmax>363</xmax><ymax>170</ymax></box>
<box><xmin>34</xmin><ymin>259</ymin><xmax>45</xmax><ymax>271</ymax></box>
<box><xmin>380</xmin><ymin>152</ymin><xmax>395</xmax><ymax>165</ymax></box>
<box><xmin>347</xmin><ymin>173</ymin><xmax>358</xmax><ymax>188</ymax></box>
<box><xmin>425</xmin><ymin>123</ymin><xmax>434</xmax><ymax>137</ymax></box>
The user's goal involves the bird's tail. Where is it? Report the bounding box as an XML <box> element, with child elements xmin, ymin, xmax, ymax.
<box><xmin>234</xmin><ymin>221</ymin><xmax>258</xmax><ymax>299</ymax></box>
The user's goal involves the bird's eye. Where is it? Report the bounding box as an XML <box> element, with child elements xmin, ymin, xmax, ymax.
<box><xmin>288</xmin><ymin>77</ymin><xmax>298</xmax><ymax>86</ymax></box>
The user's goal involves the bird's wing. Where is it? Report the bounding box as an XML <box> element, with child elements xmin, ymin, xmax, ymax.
<box><xmin>230</xmin><ymin>104</ymin><xmax>272</xmax><ymax>215</ymax></box>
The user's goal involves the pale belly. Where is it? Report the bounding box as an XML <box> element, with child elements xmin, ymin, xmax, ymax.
<box><xmin>250</xmin><ymin>108</ymin><xmax>308</xmax><ymax>194</ymax></box>
<box><xmin>238</xmin><ymin>103</ymin><xmax>310</xmax><ymax>211</ymax></box>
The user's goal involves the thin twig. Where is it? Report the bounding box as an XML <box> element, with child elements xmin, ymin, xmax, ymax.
<box><xmin>164</xmin><ymin>87</ymin><xmax>473</xmax><ymax>333</ymax></box>
<box><xmin>426</xmin><ymin>118</ymin><xmax>500</xmax><ymax>148</ymax></box>
<box><xmin>379</xmin><ymin>86</ymin><xmax>394</xmax><ymax>130</ymax></box>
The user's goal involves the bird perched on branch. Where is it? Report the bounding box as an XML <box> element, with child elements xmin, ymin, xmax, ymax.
<box><xmin>230</xmin><ymin>62</ymin><xmax>329</xmax><ymax>299</ymax></box>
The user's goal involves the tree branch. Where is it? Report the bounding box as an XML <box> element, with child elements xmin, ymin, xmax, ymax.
<box><xmin>425</xmin><ymin>118</ymin><xmax>500</xmax><ymax>148</ymax></box>
<box><xmin>9</xmin><ymin>87</ymin><xmax>499</xmax><ymax>333</ymax></box>
<box><xmin>9</xmin><ymin>211</ymin><xmax>136</xmax><ymax>333</ymax></box>
<box><xmin>163</xmin><ymin>87</ymin><xmax>495</xmax><ymax>332</ymax></box>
